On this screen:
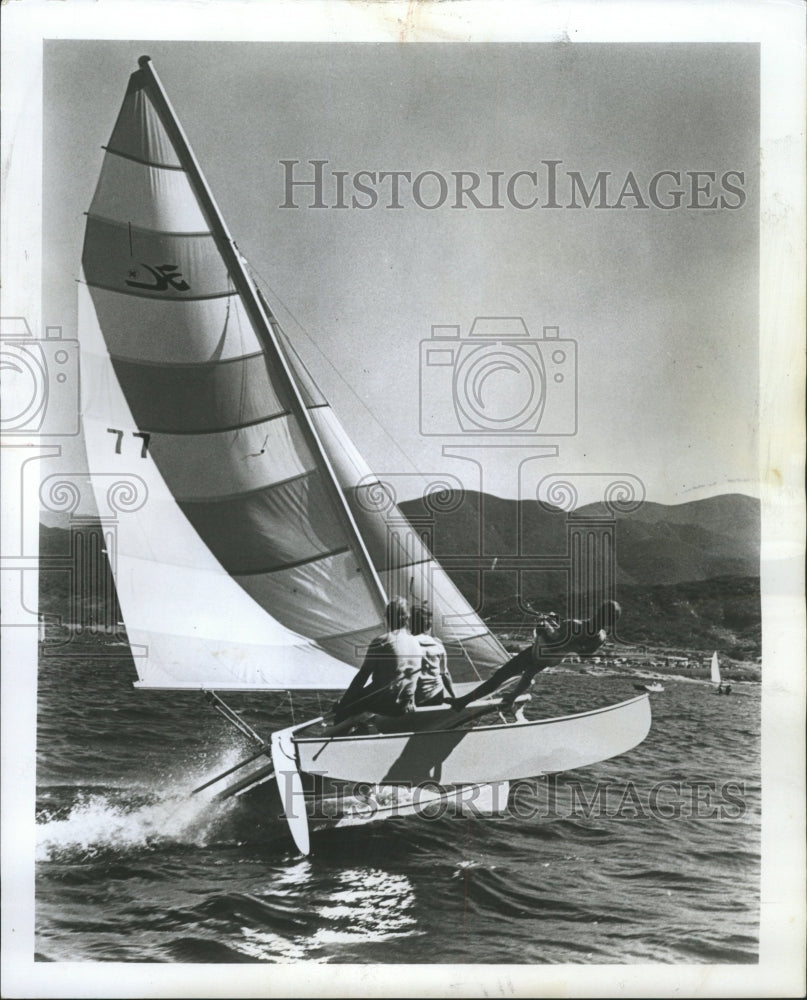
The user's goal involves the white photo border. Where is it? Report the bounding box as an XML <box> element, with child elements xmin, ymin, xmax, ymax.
<box><xmin>2</xmin><ymin>1</ymin><xmax>804</xmax><ymax>997</ymax></box>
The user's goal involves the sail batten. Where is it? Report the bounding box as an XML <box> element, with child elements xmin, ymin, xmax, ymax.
<box><xmin>103</xmin><ymin>146</ymin><xmax>185</xmax><ymax>171</ymax></box>
<box><xmin>79</xmin><ymin>57</ymin><xmax>508</xmax><ymax>691</ymax></box>
<box><xmin>133</xmin><ymin>57</ymin><xmax>389</xmax><ymax>612</ymax></box>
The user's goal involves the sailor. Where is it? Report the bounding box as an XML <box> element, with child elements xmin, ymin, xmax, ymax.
<box><xmin>334</xmin><ymin>596</ymin><xmax>423</xmax><ymax>720</ymax></box>
<box><xmin>411</xmin><ymin>604</ymin><xmax>456</xmax><ymax>706</ymax></box>
<box><xmin>450</xmin><ymin>600</ymin><xmax>622</xmax><ymax>713</ymax></box>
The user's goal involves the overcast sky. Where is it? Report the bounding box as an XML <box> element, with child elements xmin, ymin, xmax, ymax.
<box><xmin>42</xmin><ymin>39</ymin><xmax>759</xmax><ymax>507</ymax></box>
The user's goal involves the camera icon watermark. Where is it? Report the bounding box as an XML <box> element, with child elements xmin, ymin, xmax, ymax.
<box><xmin>419</xmin><ymin>317</ymin><xmax>577</xmax><ymax>437</ymax></box>
<box><xmin>0</xmin><ymin>317</ymin><xmax>80</xmax><ymax>436</ymax></box>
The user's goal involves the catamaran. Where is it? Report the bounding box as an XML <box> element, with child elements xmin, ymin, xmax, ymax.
<box><xmin>77</xmin><ymin>56</ymin><xmax>651</xmax><ymax>854</ymax></box>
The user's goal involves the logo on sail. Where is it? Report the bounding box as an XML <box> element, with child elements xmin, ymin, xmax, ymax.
<box><xmin>125</xmin><ymin>263</ymin><xmax>190</xmax><ymax>292</ymax></box>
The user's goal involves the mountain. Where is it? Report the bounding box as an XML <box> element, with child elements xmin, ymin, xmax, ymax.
<box><xmin>38</xmin><ymin>492</ymin><xmax>761</xmax><ymax>660</ymax></box>
<box><xmin>398</xmin><ymin>491</ymin><xmax>759</xmax><ymax>588</ymax></box>
<box><xmin>398</xmin><ymin>491</ymin><xmax>760</xmax><ymax>659</ymax></box>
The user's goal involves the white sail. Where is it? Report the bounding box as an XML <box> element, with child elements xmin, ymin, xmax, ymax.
<box><xmin>710</xmin><ymin>651</ymin><xmax>721</xmax><ymax>685</ymax></box>
<box><xmin>79</xmin><ymin>281</ymin><xmax>360</xmax><ymax>690</ymax></box>
<box><xmin>274</xmin><ymin>328</ymin><xmax>509</xmax><ymax>676</ymax></box>
<box><xmin>79</xmin><ymin>57</ymin><xmax>509</xmax><ymax>690</ymax></box>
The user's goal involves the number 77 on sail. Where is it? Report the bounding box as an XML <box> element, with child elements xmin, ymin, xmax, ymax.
<box><xmin>77</xmin><ymin>56</ymin><xmax>651</xmax><ymax>854</ymax></box>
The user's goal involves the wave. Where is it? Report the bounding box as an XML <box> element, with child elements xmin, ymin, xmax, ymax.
<box><xmin>36</xmin><ymin>789</ymin><xmax>237</xmax><ymax>862</ymax></box>
<box><xmin>35</xmin><ymin>751</ymin><xmax>258</xmax><ymax>861</ymax></box>
<box><xmin>167</xmin><ymin>867</ymin><xmax>424</xmax><ymax>962</ymax></box>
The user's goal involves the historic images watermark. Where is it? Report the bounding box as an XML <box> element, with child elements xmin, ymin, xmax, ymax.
<box><xmin>274</xmin><ymin>774</ymin><xmax>750</xmax><ymax>822</ymax></box>
<box><xmin>419</xmin><ymin>319</ymin><xmax>577</xmax><ymax>438</ymax></box>
<box><xmin>1</xmin><ymin>317</ymin><xmax>82</xmax><ymax>639</ymax></box>
<box><xmin>0</xmin><ymin>315</ymin><xmax>137</xmax><ymax>655</ymax></box>
<box><xmin>342</xmin><ymin>310</ymin><xmax>650</xmax><ymax>650</ymax></box>
<box><xmin>0</xmin><ymin>318</ymin><xmax>80</xmax><ymax>437</ymax></box>
<box><xmin>278</xmin><ymin>161</ymin><xmax>748</xmax><ymax>212</ymax></box>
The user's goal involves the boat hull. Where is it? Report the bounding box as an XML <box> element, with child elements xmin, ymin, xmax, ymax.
<box><xmin>293</xmin><ymin>694</ymin><xmax>651</xmax><ymax>785</ymax></box>
<box><xmin>232</xmin><ymin>772</ymin><xmax>510</xmax><ymax>841</ymax></box>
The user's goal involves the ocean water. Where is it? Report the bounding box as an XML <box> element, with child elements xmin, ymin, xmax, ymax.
<box><xmin>35</xmin><ymin>644</ymin><xmax>760</xmax><ymax>964</ymax></box>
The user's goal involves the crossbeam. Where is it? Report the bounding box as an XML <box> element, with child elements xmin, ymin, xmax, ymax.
<box><xmin>214</xmin><ymin>762</ymin><xmax>276</xmax><ymax>801</ymax></box>
<box><xmin>190</xmin><ymin>743</ymin><xmax>272</xmax><ymax>796</ymax></box>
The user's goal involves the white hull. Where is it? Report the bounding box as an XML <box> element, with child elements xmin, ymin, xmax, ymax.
<box><xmin>309</xmin><ymin>781</ymin><xmax>510</xmax><ymax>831</ymax></box>
<box><xmin>292</xmin><ymin>694</ymin><xmax>651</xmax><ymax>786</ymax></box>
<box><xmin>207</xmin><ymin>692</ymin><xmax>651</xmax><ymax>852</ymax></box>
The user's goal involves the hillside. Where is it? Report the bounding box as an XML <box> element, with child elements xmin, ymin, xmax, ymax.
<box><xmin>39</xmin><ymin>492</ymin><xmax>761</xmax><ymax>662</ymax></box>
<box><xmin>398</xmin><ymin>491</ymin><xmax>759</xmax><ymax>587</ymax></box>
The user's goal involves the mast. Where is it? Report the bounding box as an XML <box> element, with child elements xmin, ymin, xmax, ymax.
<box><xmin>134</xmin><ymin>56</ymin><xmax>388</xmax><ymax>614</ymax></box>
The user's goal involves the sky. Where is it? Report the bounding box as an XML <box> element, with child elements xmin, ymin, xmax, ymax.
<box><xmin>40</xmin><ymin>39</ymin><xmax>760</xmax><ymax>507</ymax></box>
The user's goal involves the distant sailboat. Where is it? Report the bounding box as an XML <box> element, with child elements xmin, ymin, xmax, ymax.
<box><xmin>76</xmin><ymin>56</ymin><xmax>653</xmax><ymax>854</ymax></box>
<box><xmin>710</xmin><ymin>651</ymin><xmax>721</xmax><ymax>685</ymax></box>
<box><xmin>710</xmin><ymin>651</ymin><xmax>731</xmax><ymax>694</ymax></box>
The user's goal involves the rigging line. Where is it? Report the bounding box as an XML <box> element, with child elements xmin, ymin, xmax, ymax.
<box><xmin>246</xmin><ymin>262</ymin><xmax>425</xmax><ymax>481</ymax></box>
<box><xmin>205</xmin><ymin>691</ymin><xmax>264</xmax><ymax>745</ymax></box>
<box><xmin>224</xmin><ymin>275</ymin><xmax>251</xmax><ymax>426</ymax></box>
<box><xmin>457</xmin><ymin>638</ymin><xmax>483</xmax><ymax>681</ymax></box>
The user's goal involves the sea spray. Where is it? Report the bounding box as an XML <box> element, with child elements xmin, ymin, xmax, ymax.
<box><xmin>36</xmin><ymin>749</ymin><xmax>247</xmax><ymax>861</ymax></box>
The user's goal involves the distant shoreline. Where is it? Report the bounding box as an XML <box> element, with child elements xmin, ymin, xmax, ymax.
<box><xmin>492</xmin><ymin>632</ymin><xmax>762</xmax><ymax>684</ymax></box>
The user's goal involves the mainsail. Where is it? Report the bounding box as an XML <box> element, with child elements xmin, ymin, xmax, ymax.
<box><xmin>79</xmin><ymin>57</ymin><xmax>508</xmax><ymax>690</ymax></box>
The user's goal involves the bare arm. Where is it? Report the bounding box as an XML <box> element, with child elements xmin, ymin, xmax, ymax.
<box><xmin>338</xmin><ymin>650</ymin><xmax>375</xmax><ymax>707</ymax></box>
<box><xmin>438</xmin><ymin>646</ymin><xmax>456</xmax><ymax>698</ymax></box>
<box><xmin>397</xmin><ymin>671</ymin><xmax>419</xmax><ymax>713</ymax></box>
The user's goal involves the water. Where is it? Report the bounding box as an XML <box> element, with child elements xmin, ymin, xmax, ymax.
<box><xmin>36</xmin><ymin>646</ymin><xmax>759</xmax><ymax>964</ymax></box>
